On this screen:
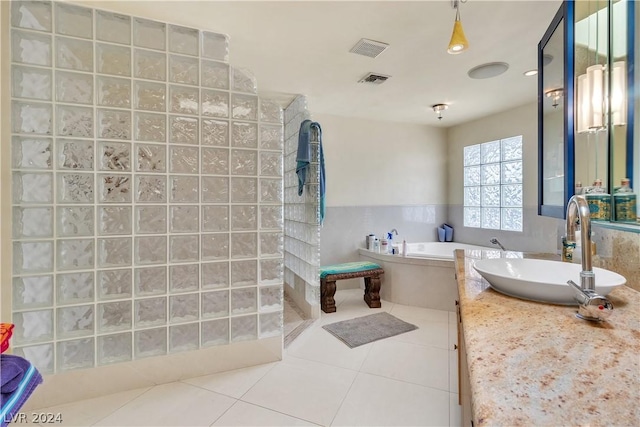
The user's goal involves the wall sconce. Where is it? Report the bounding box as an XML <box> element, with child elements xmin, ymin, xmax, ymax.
<box><xmin>576</xmin><ymin>61</ymin><xmax>626</xmax><ymax>134</ymax></box>
<box><xmin>432</xmin><ymin>104</ymin><xmax>449</xmax><ymax>120</ymax></box>
<box><xmin>447</xmin><ymin>0</ymin><xmax>469</xmax><ymax>54</ymax></box>
<box><xmin>545</xmin><ymin>88</ymin><xmax>563</xmax><ymax>108</ymax></box>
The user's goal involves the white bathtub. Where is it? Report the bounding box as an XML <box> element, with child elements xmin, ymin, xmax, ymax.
<box><xmin>358</xmin><ymin>242</ymin><xmax>491</xmax><ymax>311</ymax></box>
<box><xmin>404</xmin><ymin>242</ymin><xmax>490</xmax><ymax>260</ymax></box>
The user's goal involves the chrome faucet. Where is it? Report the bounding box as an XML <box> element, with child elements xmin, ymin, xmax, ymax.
<box><xmin>489</xmin><ymin>238</ymin><xmax>506</xmax><ymax>251</ymax></box>
<box><xmin>389</xmin><ymin>228</ymin><xmax>399</xmax><ymax>236</ymax></box>
<box><xmin>564</xmin><ymin>195</ymin><xmax>613</xmax><ymax>321</ymax></box>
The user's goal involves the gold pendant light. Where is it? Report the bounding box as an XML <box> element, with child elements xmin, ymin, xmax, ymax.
<box><xmin>448</xmin><ymin>0</ymin><xmax>469</xmax><ymax>54</ymax></box>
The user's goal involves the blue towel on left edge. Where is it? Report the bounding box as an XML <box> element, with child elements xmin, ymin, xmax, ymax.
<box><xmin>296</xmin><ymin>119</ymin><xmax>326</xmax><ymax>225</ymax></box>
<box><xmin>1</xmin><ymin>355</ymin><xmax>43</xmax><ymax>427</ymax></box>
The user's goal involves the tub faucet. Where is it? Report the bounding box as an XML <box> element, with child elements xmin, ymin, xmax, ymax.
<box><xmin>564</xmin><ymin>195</ymin><xmax>613</xmax><ymax>321</ymax></box>
<box><xmin>389</xmin><ymin>229</ymin><xmax>399</xmax><ymax>236</ymax></box>
<box><xmin>489</xmin><ymin>238</ymin><xmax>506</xmax><ymax>251</ymax></box>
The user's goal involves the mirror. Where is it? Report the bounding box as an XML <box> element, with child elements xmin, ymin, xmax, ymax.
<box><xmin>539</xmin><ymin>0</ymin><xmax>638</xmax><ymax>225</ymax></box>
<box><xmin>538</xmin><ymin>1</ymin><xmax>574</xmax><ymax>218</ymax></box>
<box><xmin>574</xmin><ymin>0</ymin><xmax>637</xmax><ymax>225</ymax></box>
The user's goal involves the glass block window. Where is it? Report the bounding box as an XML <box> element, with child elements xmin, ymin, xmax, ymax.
<box><xmin>463</xmin><ymin>136</ymin><xmax>523</xmax><ymax>231</ymax></box>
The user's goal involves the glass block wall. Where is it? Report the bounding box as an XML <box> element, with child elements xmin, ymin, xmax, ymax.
<box><xmin>9</xmin><ymin>0</ymin><xmax>284</xmax><ymax>374</ymax></box>
<box><xmin>283</xmin><ymin>96</ymin><xmax>321</xmax><ymax>309</ymax></box>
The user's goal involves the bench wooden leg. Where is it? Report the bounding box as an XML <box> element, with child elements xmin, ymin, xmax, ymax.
<box><xmin>321</xmin><ymin>279</ymin><xmax>337</xmax><ymax>313</ymax></box>
<box><xmin>364</xmin><ymin>275</ymin><xmax>382</xmax><ymax>308</ymax></box>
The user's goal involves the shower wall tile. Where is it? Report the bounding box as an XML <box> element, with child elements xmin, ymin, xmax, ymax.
<box><xmin>56</xmin><ymin>36</ymin><xmax>93</xmax><ymax>72</ymax></box>
<box><xmin>97</xmin><ymin>76</ymin><xmax>131</xmax><ymax>108</ymax></box>
<box><xmin>96</xmin><ymin>43</ymin><xmax>131</xmax><ymax>76</ymax></box>
<box><xmin>170</xmin><ymin>116</ymin><xmax>198</xmax><ymax>144</ymax></box>
<box><xmin>11</xmin><ymin>30</ymin><xmax>51</xmax><ymax>67</ymax></box>
<box><xmin>55</xmin><ymin>3</ymin><xmax>92</xmax><ymax>39</ymax></box>
<box><xmin>134</xmin><ymin>49</ymin><xmax>166</xmax><ymax>81</ymax></box>
<box><xmin>169</xmin><ymin>264</ymin><xmax>199</xmax><ymax>293</ymax></box>
<box><xmin>96</xmin><ymin>11</ymin><xmax>131</xmax><ymax>45</ymax></box>
<box><xmin>283</xmin><ymin>96</ymin><xmax>320</xmax><ymax>307</ymax></box>
<box><xmin>202</xmin><ymin>119</ymin><xmax>229</xmax><ymax>146</ymax></box>
<box><xmin>12</xmin><ymin>101</ymin><xmax>52</xmax><ymax>135</ymax></box>
<box><xmin>12</xmin><ymin>1</ymin><xmax>52</xmax><ymax>32</ymax></box>
<box><xmin>133</xmin><ymin>18</ymin><xmax>166</xmax><ymax>51</ymax></box>
<box><xmin>98</xmin><ymin>332</ymin><xmax>132</xmax><ymax>365</ymax></box>
<box><xmin>13</xmin><ymin>65</ymin><xmax>52</xmax><ymax>101</ymax></box>
<box><xmin>58</xmin><ymin>139</ymin><xmax>93</xmax><ymax>170</ymax></box>
<box><xmin>97</xmin><ymin>269</ymin><xmax>132</xmax><ymax>300</ymax></box>
<box><xmin>10</xmin><ymin>2</ymin><xmax>283</xmax><ymax>374</ymax></box>
<box><xmin>57</xmin><ymin>272</ymin><xmax>94</xmax><ymax>305</ymax></box>
<box><xmin>13</xmin><ymin>207</ymin><xmax>53</xmax><ymax>238</ymax></box>
<box><xmin>201</xmin><ymin>32</ymin><xmax>229</xmax><ymax>62</ymax></box>
<box><xmin>13</xmin><ymin>275</ymin><xmax>54</xmax><ymax>310</ymax></box>
<box><xmin>12</xmin><ymin>136</ymin><xmax>52</xmax><ymax>169</ymax></box>
<box><xmin>99</xmin><ymin>141</ymin><xmax>131</xmax><ymax>171</ymax></box>
<box><xmin>202</xmin><ymin>60</ymin><xmax>229</xmax><ymax>89</ymax></box>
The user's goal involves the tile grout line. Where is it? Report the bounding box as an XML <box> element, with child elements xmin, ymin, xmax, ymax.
<box><xmin>87</xmin><ymin>386</ymin><xmax>154</xmax><ymax>426</ymax></box>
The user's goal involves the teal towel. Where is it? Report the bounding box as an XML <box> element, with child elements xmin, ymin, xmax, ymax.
<box><xmin>296</xmin><ymin>119</ymin><xmax>326</xmax><ymax>226</ymax></box>
<box><xmin>320</xmin><ymin>261</ymin><xmax>382</xmax><ymax>279</ymax></box>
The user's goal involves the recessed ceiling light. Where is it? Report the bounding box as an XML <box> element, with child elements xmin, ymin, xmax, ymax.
<box><xmin>524</xmin><ymin>69</ymin><xmax>538</xmax><ymax>77</ymax></box>
<box><xmin>467</xmin><ymin>62</ymin><xmax>509</xmax><ymax>79</ymax></box>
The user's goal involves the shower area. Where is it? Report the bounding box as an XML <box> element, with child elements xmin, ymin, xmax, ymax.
<box><xmin>1</xmin><ymin>0</ymin><xmax>320</xmax><ymax>409</ymax></box>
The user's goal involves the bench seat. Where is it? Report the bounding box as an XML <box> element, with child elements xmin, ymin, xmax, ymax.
<box><xmin>319</xmin><ymin>262</ymin><xmax>384</xmax><ymax>313</ymax></box>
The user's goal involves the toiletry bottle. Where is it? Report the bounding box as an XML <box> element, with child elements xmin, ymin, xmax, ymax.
<box><xmin>584</xmin><ymin>178</ymin><xmax>611</xmax><ymax>221</ymax></box>
<box><xmin>380</xmin><ymin>238</ymin><xmax>388</xmax><ymax>254</ymax></box>
<box><xmin>386</xmin><ymin>232</ymin><xmax>394</xmax><ymax>254</ymax></box>
<box><xmin>613</xmin><ymin>178</ymin><xmax>637</xmax><ymax>222</ymax></box>
<box><xmin>575</xmin><ymin>181</ymin><xmax>583</xmax><ymax>195</ymax></box>
<box><xmin>373</xmin><ymin>238</ymin><xmax>380</xmax><ymax>253</ymax></box>
<box><xmin>402</xmin><ymin>240</ymin><xmax>407</xmax><ymax>257</ymax></box>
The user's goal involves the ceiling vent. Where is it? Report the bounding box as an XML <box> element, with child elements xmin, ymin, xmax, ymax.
<box><xmin>358</xmin><ymin>73</ymin><xmax>391</xmax><ymax>84</ymax></box>
<box><xmin>349</xmin><ymin>38</ymin><xmax>389</xmax><ymax>58</ymax></box>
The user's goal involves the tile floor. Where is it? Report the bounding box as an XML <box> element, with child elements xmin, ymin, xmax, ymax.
<box><xmin>23</xmin><ymin>289</ymin><xmax>462</xmax><ymax>426</ymax></box>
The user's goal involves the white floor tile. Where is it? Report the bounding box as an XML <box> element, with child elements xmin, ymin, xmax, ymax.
<box><xmin>182</xmin><ymin>362</ymin><xmax>276</xmax><ymax>399</ymax></box>
<box><xmin>241</xmin><ymin>356</ymin><xmax>357</xmax><ymax>426</ymax></box>
<box><xmin>212</xmin><ymin>401</ymin><xmax>317</xmax><ymax>426</ymax></box>
<box><xmin>387</xmin><ymin>314</ymin><xmax>450</xmax><ymax>350</ymax></box>
<box><xmin>360</xmin><ymin>339</ymin><xmax>450</xmax><ymax>391</ymax></box>
<box><xmin>331</xmin><ymin>372</ymin><xmax>450</xmax><ymax>426</ymax></box>
<box><xmin>450</xmin><ymin>392</ymin><xmax>463</xmax><ymax>427</ymax></box>
<box><xmin>94</xmin><ymin>382</ymin><xmax>235</xmax><ymax>426</ymax></box>
<box><xmin>285</xmin><ymin>324</ymin><xmax>373</xmax><ymax>371</ymax></box>
<box><xmin>390</xmin><ymin>303</ymin><xmax>449</xmax><ymax>323</ymax></box>
<box><xmin>29</xmin><ymin>386</ymin><xmax>150</xmax><ymax>426</ymax></box>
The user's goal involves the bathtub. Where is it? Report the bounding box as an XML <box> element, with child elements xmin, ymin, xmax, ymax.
<box><xmin>358</xmin><ymin>241</ymin><xmax>491</xmax><ymax>312</ymax></box>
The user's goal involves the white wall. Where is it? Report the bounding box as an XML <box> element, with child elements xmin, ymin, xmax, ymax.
<box><xmin>446</xmin><ymin>102</ymin><xmax>560</xmax><ymax>253</ymax></box>
<box><xmin>317</xmin><ymin>114</ymin><xmax>448</xmax><ymax>287</ymax></box>
<box><xmin>314</xmin><ymin>113</ymin><xmax>448</xmax><ymax>207</ymax></box>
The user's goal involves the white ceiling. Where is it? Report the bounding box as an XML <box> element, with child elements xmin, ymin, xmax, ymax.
<box><xmin>80</xmin><ymin>0</ymin><xmax>563</xmax><ymax>127</ymax></box>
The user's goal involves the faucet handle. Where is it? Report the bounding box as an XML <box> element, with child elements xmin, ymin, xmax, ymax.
<box><xmin>567</xmin><ymin>280</ymin><xmax>613</xmax><ymax>321</ymax></box>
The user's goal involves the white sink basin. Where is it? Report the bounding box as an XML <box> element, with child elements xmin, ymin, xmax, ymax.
<box><xmin>473</xmin><ymin>258</ymin><xmax>626</xmax><ymax>305</ymax></box>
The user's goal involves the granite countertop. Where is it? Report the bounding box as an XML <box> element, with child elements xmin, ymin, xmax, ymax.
<box><xmin>454</xmin><ymin>249</ymin><xmax>640</xmax><ymax>426</ymax></box>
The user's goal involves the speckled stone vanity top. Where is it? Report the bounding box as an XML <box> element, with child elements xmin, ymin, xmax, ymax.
<box><xmin>454</xmin><ymin>249</ymin><xmax>640</xmax><ymax>426</ymax></box>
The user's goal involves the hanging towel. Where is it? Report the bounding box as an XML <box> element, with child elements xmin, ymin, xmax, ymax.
<box><xmin>296</xmin><ymin>119</ymin><xmax>326</xmax><ymax>225</ymax></box>
<box><xmin>0</xmin><ymin>355</ymin><xmax>43</xmax><ymax>427</ymax></box>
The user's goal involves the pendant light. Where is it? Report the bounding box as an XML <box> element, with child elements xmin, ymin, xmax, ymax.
<box><xmin>447</xmin><ymin>0</ymin><xmax>469</xmax><ymax>54</ymax></box>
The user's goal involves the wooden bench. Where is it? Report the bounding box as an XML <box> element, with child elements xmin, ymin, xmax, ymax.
<box><xmin>319</xmin><ymin>262</ymin><xmax>385</xmax><ymax>313</ymax></box>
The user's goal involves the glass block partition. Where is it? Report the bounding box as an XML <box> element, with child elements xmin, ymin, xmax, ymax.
<box><xmin>9</xmin><ymin>0</ymin><xmax>284</xmax><ymax>374</ymax></box>
<box><xmin>283</xmin><ymin>96</ymin><xmax>321</xmax><ymax>308</ymax></box>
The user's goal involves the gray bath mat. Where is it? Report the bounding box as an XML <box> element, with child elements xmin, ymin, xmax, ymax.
<box><xmin>322</xmin><ymin>312</ymin><xmax>418</xmax><ymax>348</ymax></box>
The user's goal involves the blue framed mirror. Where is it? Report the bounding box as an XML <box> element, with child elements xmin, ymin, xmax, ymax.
<box><xmin>538</xmin><ymin>1</ymin><xmax>575</xmax><ymax>218</ymax></box>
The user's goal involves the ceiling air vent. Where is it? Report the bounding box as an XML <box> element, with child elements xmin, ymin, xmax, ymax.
<box><xmin>349</xmin><ymin>38</ymin><xmax>389</xmax><ymax>58</ymax></box>
<box><xmin>358</xmin><ymin>73</ymin><xmax>391</xmax><ymax>85</ymax></box>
